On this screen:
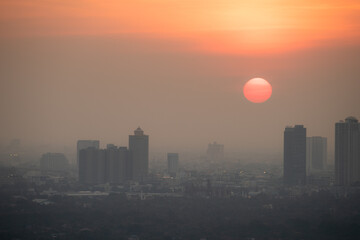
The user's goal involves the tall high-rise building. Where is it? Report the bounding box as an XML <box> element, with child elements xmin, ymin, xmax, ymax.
<box><xmin>129</xmin><ymin>127</ymin><xmax>149</xmax><ymax>182</ymax></box>
<box><xmin>107</xmin><ymin>145</ymin><xmax>132</xmax><ymax>183</ymax></box>
<box><xmin>78</xmin><ymin>147</ymin><xmax>106</xmax><ymax>185</ymax></box>
<box><xmin>77</xmin><ymin>140</ymin><xmax>100</xmax><ymax>166</ymax></box>
<box><xmin>306</xmin><ymin>136</ymin><xmax>327</xmax><ymax>174</ymax></box>
<box><xmin>284</xmin><ymin>125</ymin><xmax>307</xmax><ymax>185</ymax></box>
<box><xmin>167</xmin><ymin>153</ymin><xmax>179</xmax><ymax>177</ymax></box>
<box><xmin>335</xmin><ymin>116</ymin><xmax>360</xmax><ymax>186</ymax></box>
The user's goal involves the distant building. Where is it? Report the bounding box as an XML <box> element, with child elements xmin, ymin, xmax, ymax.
<box><xmin>77</xmin><ymin>128</ymin><xmax>149</xmax><ymax>184</ymax></box>
<box><xmin>79</xmin><ymin>147</ymin><xmax>106</xmax><ymax>185</ymax></box>
<box><xmin>283</xmin><ymin>125</ymin><xmax>306</xmax><ymax>185</ymax></box>
<box><xmin>107</xmin><ymin>145</ymin><xmax>132</xmax><ymax>183</ymax></box>
<box><xmin>335</xmin><ymin>116</ymin><xmax>360</xmax><ymax>186</ymax></box>
<box><xmin>79</xmin><ymin>145</ymin><xmax>131</xmax><ymax>185</ymax></box>
<box><xmin>40</xmin><ymin>153</ymin><xmax>69</xmax><ymax>172</ymax></box>
<box><xmin>306</xmin><ymin>136</ymin><xmax>327</xmax><ymax>174</ymax></box>
<box><xmin>206</xmin><ymin>142</ymin><xmax>224</xmax><ymax>162</ymax></box>
<box><xmin>77</xmin><ymin>140</ymin><xmax>100</xmax><ymax>167</ymax></box>
<box><xmin>167</xmin><ymin>153</ymin><xmax>179</xmax><ymax>177</ymax></box>
<box><xmin>129</xmin><ymin>127</ymin><xmax>149</xmax><ymax>182</ymax></box>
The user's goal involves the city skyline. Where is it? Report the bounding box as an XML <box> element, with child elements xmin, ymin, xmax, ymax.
<box><xmin>2</xmin><ymin>117</ymin><xmax>359</xmax><ymax>165</ymax></box>
<box><xmin>1</xmin><ymin>1</ymin><xmax>360</xmax><ymax>239</ymax></box>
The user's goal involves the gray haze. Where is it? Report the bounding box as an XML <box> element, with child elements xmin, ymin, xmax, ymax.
<box><xmin>0</xmin><ymin>36</ymin><xmax>359</xmax><ymax>162</ymax></box>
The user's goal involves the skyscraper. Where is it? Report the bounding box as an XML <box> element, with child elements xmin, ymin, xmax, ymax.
<box><xmin>78</xmin><ymin>147</ymin><xmax>106</xmax><ymax>185</ymax></box>
<box><xmin>167</xmin><ymin>153</ymin><xmax>179</xmax><ymax>177</ymax></box>
<box><xmin>306</xmin><ymin>136</ymin><xmax>327</xmax><ymax>174</ymax></box>
<box><xmin>283</xmin><ymin>125</ymin><xmax>306</xmax><ymax>185</ymax></box>
<box><xmin>129</xmin><ymin>127</ymin><xmax>149</xmax><ymax>182</ymax></box>
<box><xmin>335</xmin><ymin>116</ymin><xmax>360</xmax><ymax>186</ymax></box>
<box><xmin>107</xmin><ymin>145</ymin><xmax>131</xmax><ymax>183</ymax></box>
<box><xmin>77</xmin><ymin>140</ymin><xmax>100</xmax><ymax>167</ymax></box>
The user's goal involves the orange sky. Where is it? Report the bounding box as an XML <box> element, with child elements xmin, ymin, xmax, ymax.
<box><xmin>1</xmin><ymin>1</ymin><xmax>360</xmax><ymax>155</ymax></box>
<box><xmin>1</xmin><ymin>0</ymin><xmax>360</xmax><ymax>54</ymax></box>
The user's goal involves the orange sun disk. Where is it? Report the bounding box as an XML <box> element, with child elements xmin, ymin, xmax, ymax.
<box><xmin>243</xmin><ymin>78</ymin><xmax>272</xmax><ymax>103</ymax></box>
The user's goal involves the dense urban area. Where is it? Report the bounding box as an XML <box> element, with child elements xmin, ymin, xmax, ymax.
<box><xmin>1</xmin><ymin>117</ymin><xmax>360</xmax><ymax>239</ymax></box>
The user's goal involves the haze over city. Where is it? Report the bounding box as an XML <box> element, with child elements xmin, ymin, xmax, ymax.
<box><xmin>1</xmin><ymin>1</ymin><xmax>360</xmax><ymax>239</ymax></box>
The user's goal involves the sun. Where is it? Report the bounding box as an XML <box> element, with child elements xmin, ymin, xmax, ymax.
<box><xmin>243</xmin><ymin>78</ymin><xmax>272</xmax><ymax>103</ymax></box>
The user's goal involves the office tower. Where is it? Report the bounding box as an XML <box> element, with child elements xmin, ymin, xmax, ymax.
<box><xmin>77</xmin><ymin>140</ymin><xmax>100</xmax><ymax>166</ymax></box>
<box><xmin>335</xmin><ymin>116</ymin><xmax>360</xmax><ymax>186</ymax></box>
<box><xmin>167</xmin><ymin>153</ymin><xmax>179</xmax><ymax>177</ymax></box>
<box><xmin>107</xmin><ymin>145</ymin><xmax>131</xmax><ymax>183</ymax></box>
<box><xmin>129</xmin><ymin>127</ymin><xmax>149</xmax><ymax>182</ymax></box>
<box><xmin>206</xmin><ymin>142</ymin><xmax>224</xmax><ymax>162</ymax></box>
<box><xmin>40</xmin><ymin>153</ymin><xmax>69</xmax><ymax>172</ymax></box>
<box><xmin>284</xmin><ymin>125</ymin><xmax>306</xmax><ymax>185</ymax></box>
<box><xmin>79</xmin><ymin>147</ymin><xmax>106</xmax><ymax>185</ymax></box>
<box><xmin>306</xmin><ymin>137</ymin><xmax>327</xmax><ymax>174</ymax></box>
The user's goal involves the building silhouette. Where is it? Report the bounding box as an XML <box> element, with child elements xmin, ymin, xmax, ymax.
<box><xmin>306</xmin><ymin>136</ymin><xmax>327</xmax><ymax>174</ymax></box>
<box><xmin>107</xmin><ymin>145</ymin><xmax>132</xmax><ymax>183</ymax></box>
<box><xmin>284</xmin><ymin>125</ymin><xmax>307</xmax><ymax>185</ymax></box>
<box><xmin>78</xmin><ymin>147</ymin><xmax>106</xmax><ymax>185</ymax></box>
<box><xmin>79</xmin><ymin>144</ymin><xmax>132</xmax><ymax>184</ymax></box>
<box><xmin>129</xmin><ymin>127</ymin><xmax>149</xmax><ymax>182</ymax></box>
<box><xmin>77</xmin><ymin>140</ymin><xmax>100</xmax><ymax>167</ymax></box>
<box><xmin>167</xmin><ymin>153</ymin><xmax>179</xmax><ymax>177</ymax></box>
<box><xmin>335</xmin><ymin>116</ymin><xmax>360</xmax><ymax>186</ymax></box>
<box><xmin>78</xmin><ymin>145</ymin><xmax>131</xmax><ymax>185</ymax></box>
<box><xmin>78</xmin><ymin>127</ymin><xmax>149</xmax><ymax>184</ymax></box>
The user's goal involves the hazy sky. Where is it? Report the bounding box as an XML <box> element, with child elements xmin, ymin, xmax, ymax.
<box><xmin>1</xmin><ymin>0</ymin><xmax>359</xmax><ymax>159</ymax></box>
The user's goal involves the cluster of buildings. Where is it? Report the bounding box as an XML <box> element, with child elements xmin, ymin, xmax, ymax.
<box><xmin>77</xmin><ymin>128</ymin><xmax>182</xmax><ymax>185</ymax></box>
<box><xmin>32</xmin><ymin>116</ymin><xmax>360</xmax><ymax>190</ymax></box>
<box><xmin>77</xmin><ymin>127</ymin><xmax>149</xmax><ymax>184</ymax></box>
<box><xmin>77</xmin><ymin>116</ymin><xmax>359</xmax><ymax>188</ymax></box>
<box><xmin>284</xmin><ymin>116</ymin><xmax>360</xmax><ymax>186</ymax></box>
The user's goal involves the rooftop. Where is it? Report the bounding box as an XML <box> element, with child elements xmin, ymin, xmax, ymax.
<box><xmin>134</xmin><ymin>126</ymin><xmax>144</xmax><ymax>136</ymax></box>
<box><xmin>345</xmin><ymin>116</ymin><xmax>358</xmax><ymax>123</ymax></box>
